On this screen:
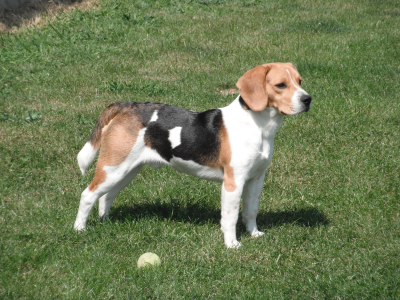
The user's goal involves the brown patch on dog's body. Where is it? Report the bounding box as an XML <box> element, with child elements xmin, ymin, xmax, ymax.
<box><xmin>98</xmin><ymin>113</ymin><xmax>142</xmax><ymax>166</ymax></box>
<box><xmin>89</xmin><ymin>103</ymin><xmax>124</xmax><ymax>150</ymax></box>
<box><xmin>218</xmin><ymin>122</ymin><xmax>236</xmax><ymax>192</ymax></box>
<box><xmin>144</xmin><ymin>133</ymin><xmax>153</xmax><ymax>149</ymax></box>
<box><xmin>101</xmin><ymin>118</ymin><xmax>114</xmax><ymax>135</ymax></box>
<box><xmin>88</xmin><ymin>109</ymin><xmax>143</xmax><ymax>192</ymax></box>
<box><xmin>88</xmin><ymin>168</ymin><xmax>107</xmax><ymax>192</ymax></box>
<box><xmin>196</xmin><ymin>151</ymin><xmax>219</xmax><ymax>170</ymax></box>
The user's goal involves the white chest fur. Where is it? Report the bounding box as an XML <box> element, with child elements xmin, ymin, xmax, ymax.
<box><xmin>221</xmin><ymin>97</ymin><xmax>284</xmax><ymax>181</ymax></box>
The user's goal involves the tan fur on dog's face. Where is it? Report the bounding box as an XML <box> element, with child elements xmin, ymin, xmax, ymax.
<box><xmin>236</xmin><ymin>62</ymin><xmax>307</xmax><ymax>115</ymax></box>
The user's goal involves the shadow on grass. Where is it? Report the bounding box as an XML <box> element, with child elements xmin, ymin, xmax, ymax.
<box><xmin>109</xmin><ymin>202</ymin><xmax>329</xmax><ymax>229</ymax></box>
<box><xmin>256</xmin><ymin>207</ymin><xmax>329</xmax><ymax>228</ymax></box>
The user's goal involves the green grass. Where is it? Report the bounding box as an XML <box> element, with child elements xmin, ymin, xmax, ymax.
<box><xmin>1</xmin><ymin>0</ymin><xmax>399</xmax><ymax>298</ymax></box>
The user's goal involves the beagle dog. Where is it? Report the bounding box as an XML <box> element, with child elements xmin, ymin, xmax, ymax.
<box><xmin>74</xmin><ymin>62</ymin><xmax>312</xmax><ymax>248</ymax></box>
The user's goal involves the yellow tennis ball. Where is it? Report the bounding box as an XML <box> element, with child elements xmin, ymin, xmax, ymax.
<box><xmin>137</xmin><ymin>252</ymin><xmax>161</xmax><ymax>269</ymax></box>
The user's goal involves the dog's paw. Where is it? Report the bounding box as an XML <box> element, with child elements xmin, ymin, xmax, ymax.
<box><xmin>226</xmin><ymin>240</ymin><xmax>241</xmax><ymax>249</ymax></box>
<box><xmin>74</xmin><ymin>220</ymin><xmax>86</xmax><ymax>231</ymax></box>
<box><xmin>99</xmin><ymin>214</ymin><xmax>109</xmax><ymax>222</ymax></box>
<box><xmin>251</xmin><ymin>230</ymin><xmax>265</xmax><ymax>238</ymax></box>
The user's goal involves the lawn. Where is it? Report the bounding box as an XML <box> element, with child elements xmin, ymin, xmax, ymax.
<box><xmin>0</xmin><ymin>0</ymin><xmax>399</xmax><ymax>298</ymax></box>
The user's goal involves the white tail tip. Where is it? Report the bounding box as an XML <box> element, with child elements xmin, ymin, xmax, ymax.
<box><xmin>77</xmin><ymin>142</ymin><xmax>98</xmax><ymax>176</ymax></box>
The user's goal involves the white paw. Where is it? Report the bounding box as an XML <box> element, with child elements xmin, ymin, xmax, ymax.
<box><xmin>226</xmin><ymin>240</ymin><xmax>241</xmax><ymax>249</ymax></box>
<box><xmin>74</xmin><ymin>220</ymin><xmax>86</xmax><ymax>231</ymax></box>
<box><xmin>251</xmin><ymin>230</ymin><xmax>265</xmax><ymax>238</ymax></box>
<box><xmin>99</xmin><ymin>214</ymin><xmax>109</xmax><ymax>222</ymax></box>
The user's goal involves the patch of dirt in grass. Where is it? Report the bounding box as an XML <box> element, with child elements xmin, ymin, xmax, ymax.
<box><xmin>219</xmin><ymin>88</ymin><xmax>238</xmax><ymax>96</ymax></box>
<box><xmin>0</xmin><ymin>0</ymin><xmax>99</xmax><ymax>33</ymax></box>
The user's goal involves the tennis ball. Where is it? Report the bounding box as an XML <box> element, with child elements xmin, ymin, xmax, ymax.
<box><xmin>137</xmin><ymin>252</ymin><xmax>161</xmax><ymax>269</ymax></box>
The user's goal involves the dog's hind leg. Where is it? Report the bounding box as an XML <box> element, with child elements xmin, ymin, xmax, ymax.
<box><xmin>74</xmin><ymin>186</ymin><xmax>103</xmax><ymax>231</ymax></box>
<box><xmin>74</xmin><ymin>163</ymin><xmax>142</xmax><ymax>230</ymax></box>
<box><xmin>74</xmin><ymin>110</ymin><xmax>146</xmax><ymax>230</ymax></box>
<box><xmin>98</xmin><ymin>165</ymin><xmax>142</xmax><ymax>221</ymax></box>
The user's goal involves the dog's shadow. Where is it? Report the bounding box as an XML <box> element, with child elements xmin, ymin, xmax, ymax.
<box><xmin>108</xmin><ymin>201</ymin><xmax>329</xmax><ymax>231</ymax></box>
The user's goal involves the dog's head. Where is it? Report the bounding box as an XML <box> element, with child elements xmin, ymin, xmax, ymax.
<box><xmin>236</xmin><ymin>63</ymin><xmax>312</xmax><ymax>115</ymax></box>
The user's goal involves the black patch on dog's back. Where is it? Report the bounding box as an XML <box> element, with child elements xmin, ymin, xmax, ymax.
<box><xmin>141</xmin><ymin>103</ymin><xmax>223</xmax><ymax>166</ymax></box>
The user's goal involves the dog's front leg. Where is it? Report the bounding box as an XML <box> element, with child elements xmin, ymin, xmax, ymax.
<box><xmin>220</xmin><ymin>181</ymin><xmax>244</xmax><ymax>248</ymax></box>
<box><xmin>242</xmin><ymin>173</ymin><xmax>266</xmax><ymax>238</ymax></box>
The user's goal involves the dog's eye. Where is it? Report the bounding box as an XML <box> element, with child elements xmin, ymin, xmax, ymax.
<box><xmin>275</xmin><ymin>83</ymin><xmax>287</xmax><ymax>89</ymax></box>
<box><xmin>299</xmin><ymin>80</ymin><xmax>303</xmax><ymax>86</ymax></box>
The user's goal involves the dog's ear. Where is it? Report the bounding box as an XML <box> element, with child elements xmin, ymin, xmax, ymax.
<box><xmin>236</xmin><ymin>64</ymin><xmax>272</xmax><ymax>111</ymax></box>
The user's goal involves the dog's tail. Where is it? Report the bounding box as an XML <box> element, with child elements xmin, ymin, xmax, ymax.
<box><xmin>77</xmin><ymin>103</ymin><xmax>122</xmax><ymax>175</ymax></box>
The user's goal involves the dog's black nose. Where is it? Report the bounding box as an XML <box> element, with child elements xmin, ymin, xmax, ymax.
<box><xmin>300</xmin><ymin>94</ymin><xmax>312</xmax><ymax>106</ymax></box>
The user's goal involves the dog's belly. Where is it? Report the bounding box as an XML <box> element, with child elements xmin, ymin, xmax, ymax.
<box><xmin>169</xmin><ymin>156</ymin><xmax>224</xmax><ymax>182</ymax></box>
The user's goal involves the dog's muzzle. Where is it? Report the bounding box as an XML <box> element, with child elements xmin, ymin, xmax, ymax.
<box><xmin>300</xmin><ymin>94</ymin><xmax>312</xmax><ymax>111</ymax></box>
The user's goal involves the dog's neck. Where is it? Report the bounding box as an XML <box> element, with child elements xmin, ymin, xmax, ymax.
<box><xmin>238</xmin><ymin>95</ymin><xmax>251</xmax><ymax>110</ymax></box>
<box><xmin>227</xmin><ymin>96</ymin><xmax>284</xmax><ymax>138</ymax></box>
